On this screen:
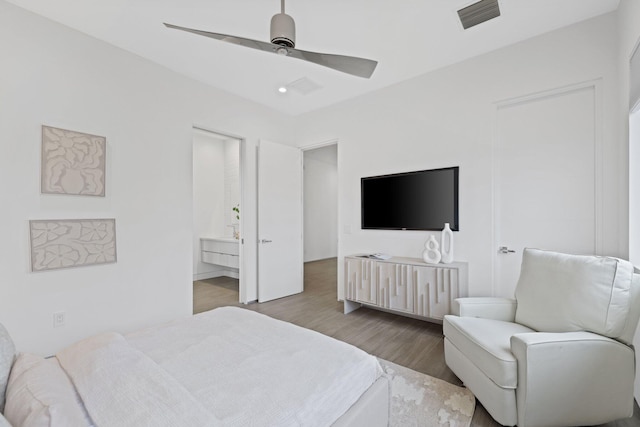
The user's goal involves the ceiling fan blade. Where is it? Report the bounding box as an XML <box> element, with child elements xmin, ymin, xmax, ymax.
<box><xmin>164</xmin><ymin>23</ymin><xmax>378</xmax><ymax>78</ymax></box>
<box><xmin>287</xmin><ymin>48</ymin><xmax>377</xmax><ymax>79</ymax></box>
<box><xmin>164</xmin><ymin>23</ymin><xmax>278</xmax><ymax>54</ymax></box>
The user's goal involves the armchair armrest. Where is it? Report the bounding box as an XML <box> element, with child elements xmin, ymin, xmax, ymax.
<box><xmin>510</xmin><ymin>331</ymin><xmax>635</xmax><ymax>427</ymax></box>
<box><xmin>453</xmin><ymin>297</ymin><xmax>516</xmax><ymax>321</ymax></box>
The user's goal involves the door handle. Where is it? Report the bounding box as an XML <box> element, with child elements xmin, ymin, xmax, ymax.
<box><xmin>499</xmin><ymin>246</ymin><xmax>516</xmax><ymax>254</ymax></box>
<box><xmin>260</xmin><ymin>239</ymin><xmax>273</xmax><ymax>244</ymax></box>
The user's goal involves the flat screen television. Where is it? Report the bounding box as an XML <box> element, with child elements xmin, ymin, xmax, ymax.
<box><xmin>361</xmin><ymin>166</ymin><xmax>459</xmax><ymax>231</ymax></box>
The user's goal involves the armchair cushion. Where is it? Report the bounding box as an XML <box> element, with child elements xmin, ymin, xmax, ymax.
<box><xmin>514</xmin><ymin>248</ymin><xmax>634</xmax><ymax>338</ymax></box>
<box><xmin>453</xmin><ymin>297</ymin><xmax>517</xmax><ymax>322</ymax></box>
<box><xmin>443</xmin><ymin>315</ymin><xmax>534</xmax><ymax>388</ymax></box>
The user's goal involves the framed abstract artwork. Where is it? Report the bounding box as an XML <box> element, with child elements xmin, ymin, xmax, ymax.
<box><xmin>41</xmin><ymin>125</ymin><xmax>106</xmax><ymax>196</ymax></box>
<box><xmin>29</xmin><ymin>219</ymin><xmax>117</xmax><ymax>272</ymax></box>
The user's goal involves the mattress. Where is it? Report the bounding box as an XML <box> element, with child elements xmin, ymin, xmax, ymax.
<box><xmin>125</xmin><ymin>307</ymin><xmax>383</xmax><ymax>425</ymax></box>
<box><xmin>33</xmin><ymin>306</ymin><xmax>385</xmax><ymax>426</ymax></box>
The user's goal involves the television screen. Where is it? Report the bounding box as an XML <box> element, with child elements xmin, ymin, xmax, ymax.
<box><xmin>361</xmin><ymin>166</ymin><xmax>459</xmax><ymax>231</ymax></box>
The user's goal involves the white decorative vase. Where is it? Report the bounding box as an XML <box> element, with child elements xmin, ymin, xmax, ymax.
<box><xmin>440</xmin><ymin>223</ymin><xmax>454</xmax><ymax>264</ymax></box>
<box><xmin>422</xmin><ymin>235</ymin><xmax>442</xmax><ymax>264</ymax></box>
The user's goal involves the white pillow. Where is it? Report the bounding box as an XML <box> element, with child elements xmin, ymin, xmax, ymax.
<box><xmin>0</xmin><ymin>323</ymin><xmax>15</xmax><ymax>413</ymax></box>
<box><xmin>515</xmin><ymin>248</ymin><xmax>634</xmax><ymax>338</ymax></box>
<box><xmin>4</xmin><ymin>353</ymin><xmax>92</xmax><ymax>427</ymax></box>
<box><xmin>0</xmin><ymin>413</ymin><xmax>11</xmax><ymax>427</ymax></box>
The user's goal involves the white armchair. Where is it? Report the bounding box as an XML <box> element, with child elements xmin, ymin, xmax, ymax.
<box><xmin>443</xmin><ymin>248</ymin><xmax>640</xmax><ymax>426</ymax></box>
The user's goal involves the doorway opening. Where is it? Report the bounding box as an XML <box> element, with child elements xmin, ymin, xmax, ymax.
<box><xmin>303</xmin><ymin>143</ymin><xmax>338</xmax><ymax>263</ymax></box>
<box><xmin>630</xmin><ymin>106</ymin><xmax>640</xmax><ymax>265</ymax></box>
<box><xmin>629</xmin><ymin>38</ymin><xmax>640</xmax><ymax>266</ymax></box>
<box><xmin>192</xmin><ymin>127</ymin><xmax>243</xmax><ymax>313</ymax></box>
<box><xmin>302</xmin><ymin>143</ymin><xmax>338</xmax><ymax>296</ymax></box>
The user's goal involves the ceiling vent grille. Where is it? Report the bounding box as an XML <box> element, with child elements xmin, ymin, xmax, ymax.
<box><xmin>288</xmin><ymin>77</ymin><xmax>323</xmax><ymax>95</ymax></box>
<box><xmin>458</xmin><ymin>0</ymin><xmax>501</xmax><ymax>30</ymax></box>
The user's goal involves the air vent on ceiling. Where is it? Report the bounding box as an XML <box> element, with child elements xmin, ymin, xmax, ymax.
<box><xmin>458</xmin><ymin>0</ymin><xmax>501</xmax><ymax>30</ymax></box>
<box><xmin>288</xmin><ymin>77</ymin><xmax>323</xmax><ymax>96</ymax></box>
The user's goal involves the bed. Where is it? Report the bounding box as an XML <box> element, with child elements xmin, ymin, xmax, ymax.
<box><xmin>0</xmin><ymin>306</ymin><xmax>389</xmax><ymax>427</ymax></box>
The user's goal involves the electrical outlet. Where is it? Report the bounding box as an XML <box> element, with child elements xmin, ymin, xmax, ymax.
<box><xmin>53</xmin><ymin>311</ymin><xmax>66</xmax><ymax>328</ymax></box>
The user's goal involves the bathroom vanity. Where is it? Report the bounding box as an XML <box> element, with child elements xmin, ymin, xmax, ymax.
<box><xmin>200</xmin><ymin>237</ymin><xmax>239</xmax><ymax>269</ymax></box>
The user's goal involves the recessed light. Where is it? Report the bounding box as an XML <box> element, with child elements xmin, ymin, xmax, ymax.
<box><xmin>278</xmin><ymin>86</ymin><xmax>287</xmax><ymax>93</ymax></box>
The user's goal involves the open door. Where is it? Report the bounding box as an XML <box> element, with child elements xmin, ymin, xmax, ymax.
<box><xmin>258</xmin><ymin>140</ymin><xmax>303</xmax><ymax>302</ymax></box>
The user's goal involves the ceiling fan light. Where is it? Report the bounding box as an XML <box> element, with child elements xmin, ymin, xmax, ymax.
<box><xmin>270</xmin><ymin>12</ymin><xmax>296</xmax><ymax>48</ymax></box>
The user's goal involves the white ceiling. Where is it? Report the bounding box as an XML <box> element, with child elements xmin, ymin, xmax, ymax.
<box><xmin>6</xmin><ymin>0</ymin><xmax>620</xmax><ymax>116</ymax></box>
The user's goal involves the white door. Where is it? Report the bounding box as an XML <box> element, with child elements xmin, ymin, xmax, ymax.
<box><xmin>494</xmin><ymin>84</ymin><xmax>598</xmax><ymax>297</ymax></box>
<box><xmin>258</xmin><ymin>140</ymin><xmax>303</xmax><ymax>302</ymax></box>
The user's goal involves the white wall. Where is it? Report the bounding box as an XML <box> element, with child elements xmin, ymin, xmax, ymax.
<box><xmin>303</xmin><ymin>145</ymin><xmax>338</xmax><ymax>262</ymax></box>
<box><xmin>294</xmin><ymin>13</ymin><xmax>622</xmax><ymax>301</ymax></box>
<box><xmin>224</xmin><ymin>139</ymin><xmax>241</xmax><ymax>234</ymax></box>
<box><xmin>616</xmin><ymin>0</ymin><xmax>640</xmax><ymax>402</ymax></box>
<box><xmin>0</xmin><ymin>0</ymin><xmax>292</xmax><ymax>355</ymax></box>
<box><xmin>192</xmin><ymin>130</ymin><xmax>226</xmax><ymax>280</ymax></box>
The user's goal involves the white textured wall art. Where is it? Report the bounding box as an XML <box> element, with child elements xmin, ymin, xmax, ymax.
<box><xmin>29</xmin><ymin>219</ymin><xmax>117</xmax><ymax>272</ymax></box>
<box><xmin>41</xmin><ymin>125</ymin><xmax>106</xmax><ymax>196</ymax></box>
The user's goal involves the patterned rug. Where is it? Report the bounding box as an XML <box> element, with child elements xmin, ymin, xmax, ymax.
<box><xmin>378</xmin><ymin>358</ymin><xmax>476</xmax><ymax>427</ymax></box>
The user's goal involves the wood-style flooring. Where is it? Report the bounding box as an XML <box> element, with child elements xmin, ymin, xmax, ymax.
<box><xmin>193</xmin><ymin>258</ymin><xmax>640</xmax><ymax>427</ymax></box>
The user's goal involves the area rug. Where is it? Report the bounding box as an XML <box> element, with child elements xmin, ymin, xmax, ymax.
<box><xmin>378</xmin><ymin>358</ymin><xmax>476</xmax><ymax>427</ymax></box>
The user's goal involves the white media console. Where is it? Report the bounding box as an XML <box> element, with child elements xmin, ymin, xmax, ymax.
<box><xmin>344</xmin><ymin>255</ymin><xmax>468</xmax><ymax>323</ymax></box>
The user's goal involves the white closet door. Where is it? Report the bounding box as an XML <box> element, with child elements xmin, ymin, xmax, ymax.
<box><xmin>494</xmin><ymin>84</ymin><xmax>598</xmax><ymax>297</ymax></box>
<box><xmin>257</xmin><ymin>140</ymin><xmax>303</xmax><ymax>302</ymax></box>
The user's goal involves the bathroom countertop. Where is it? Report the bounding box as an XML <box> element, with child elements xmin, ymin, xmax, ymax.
<box><xmin>201</xmin><ymin>237</ymin><xmax>239</xmax><ymax>243</ymax></box>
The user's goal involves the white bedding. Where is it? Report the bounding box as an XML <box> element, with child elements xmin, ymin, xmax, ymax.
<box><xmin>56</xmin><ymin>307</ymin><xmax>383</xmax><ymax>426</ymax></box>
<box><xmin>57</xmin><ymin>333</ymin><xmax>218</xmax><ymax>427</ymax></box>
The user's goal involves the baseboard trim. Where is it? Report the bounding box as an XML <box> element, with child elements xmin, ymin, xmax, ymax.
<box><xmin>193</xmin><ymin>270</ymin><xmax>240</xmax><ymax>281</ymax></box>
<box><xmin>222</xmin><ymin>270</ymin><xmax>240</xmax><ymax>279</ymax></box>
<box><xmin>304</xmin><ymin>256</ymin><xmax>338</xmax><ymax>263</ymax></box>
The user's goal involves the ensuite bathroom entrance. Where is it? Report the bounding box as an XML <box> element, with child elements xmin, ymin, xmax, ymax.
<box><xmin>192</xmin><ymin>127</ymin><xmax>242</xmax><ymax>313</ymax></box>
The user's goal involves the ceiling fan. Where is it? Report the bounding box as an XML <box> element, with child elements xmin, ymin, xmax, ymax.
<box><xmin>164</xmin><ymin>0</ymin><xmax>378</xmax><ymax>79</ymax></box>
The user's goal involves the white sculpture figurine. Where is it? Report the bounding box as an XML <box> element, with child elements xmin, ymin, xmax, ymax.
<box><xmin>423</xmin><ymin>235</ymin><xmax>442</xmax><ymax>264</ymax></box>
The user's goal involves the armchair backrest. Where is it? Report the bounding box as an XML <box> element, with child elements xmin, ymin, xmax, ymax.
<box><xmin>514</xmin><ymin>248</ymin><xmax>639</xmax><ymax>345</ymax></box>
<box><xmin>619</xmin><ymin>271</ymin><xmax>640</xmax><ymax>345</ymax></box>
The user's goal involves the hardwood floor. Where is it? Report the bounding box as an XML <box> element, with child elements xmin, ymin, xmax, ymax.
<box><xmin>193</xmin><ymin>258</ymin><xmax>640</xmax><ymax>427</ymax></box>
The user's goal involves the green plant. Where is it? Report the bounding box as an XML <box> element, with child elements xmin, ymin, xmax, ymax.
<box><xmin>232</xmin><ymin>204</ymin><xmax>240</xmax><ymax>221</ymax></box>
